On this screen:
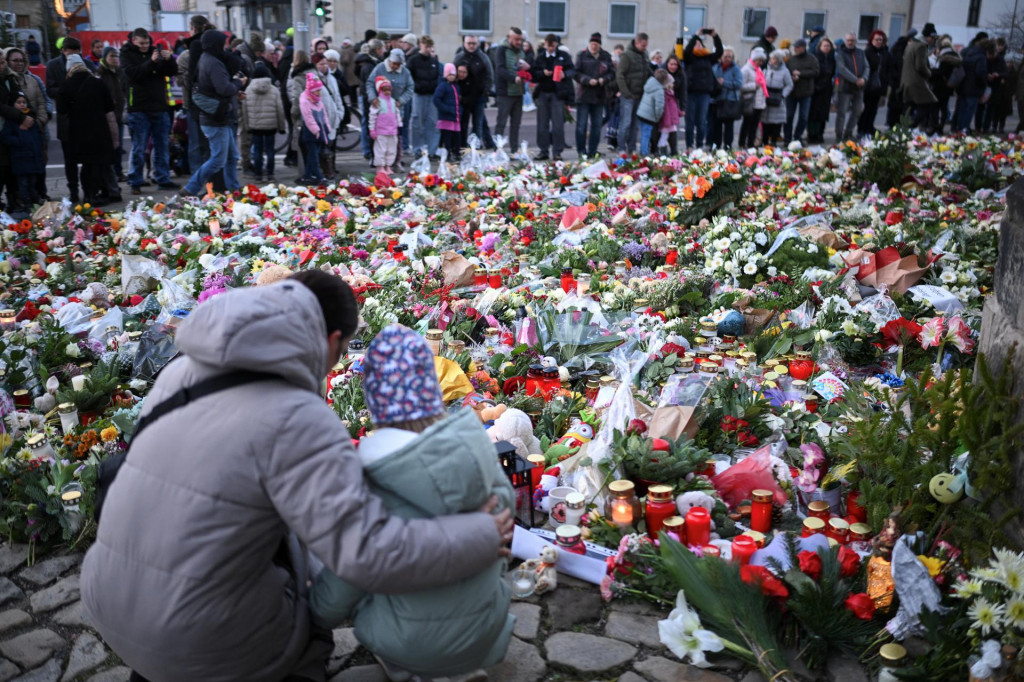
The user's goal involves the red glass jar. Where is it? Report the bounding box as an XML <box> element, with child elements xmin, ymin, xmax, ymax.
<box><xmin>807</xmin><ymin>500</ymin><xmax>831</xmax><ymax>521</ymax></box>
<box><xmin>750</xmin><ymin>489</ymin><xmax>773</xmax><ymax>533</ymax></box>
<box><xmin>701</xmin><ymin>459</ymin><xmax>717</xmax><ymax>477</ymax></box>
<box><xmin>645</xmin><ymin>485</ymin><xmax>677</xmax><ymax>539</ymax></box>
<box><xmin>685</xmin><ymin>507</ymin><xmax>711</xmax><ymax>547</ymax></box>
<box><xmin>804</xmin><ymin>393</ymin><xmax>820</xmax><ymax>414</ymax></box>
<box><xmin>585</xmin><ymin>379</ymin><xmax>600</xmax><ymax>405</ymax></box>
<box><xmin>527</xmin><ymin>455</ymin><xmax>546</xmax><ymax>492</ymax></box>
<box><xmin>525</xmin><ymin>366</ymin><xmax>546</xmax><ymax>398</ymax></box>
<box><xmin>849</xmin><ymin>523</ymin><xmax>872</xmax><ymax>552</ymax></box>
<box><xmin>12</xmin><ymin>389</ymin><xmax>29</xmax><ymax>408</ymax></box>
<box><xmin>393</xmin><ymin>244</ymin><xmax>408</xmax><ymax>262</ymax></box>
<box><xmin>731</xmin><ymin>535</ymin><xmax>758</xmax><ymax>566</ymax></box>
<box><xmin>826</xmin><ymin>518</ymin><xmax>850</xmax><ymax>545</ymax></box>
<box><xmin>560</xmin><ymin>267</ymin><xmax>576</xmax><ymax>294</ymax></box>
<box><xmin>666</xmin><ymin>247</ymin><xmax>678</xmax><ymax>266</ymax></box>
<box><xmin>789</xmin><ymin>350</ymin><xmax>815</xmax><ymax>381</ymax></box>
<box><xmin>801</xmin><ymin>517</ymin><xmax>826</xmax><ymax>537</ymax></box>
<box><xmin>474</xmin><ymin>268</ymin><xmax>487</xmax><ymax>286</ymax></box>
<box><xmin>555</xmin><ymin>525</ymin><xmax>587</xmax><ymax>555</ymax></box>
<box><xmin>387</xmin><ymin>237</ymin><xmax>398</xmax><ymax>253</ymax></box>
<box><xmin>662</xmin><ymin>516</ymin><xmax>685</xmax><ymax>543</ymax></box>
<box><xmin>701</xmin><ymin>545</ymin><xmax>721</xmax><ymax>558</ymax></box>
<box><xmin>846</xmin><ymin>490</ymin><xmax>867</xmax><ymax>523</ymax></box>
<box><xmin>488</xmin><ymin>269</ymin><xmax>502</xmax><ymax>289</ymax></box>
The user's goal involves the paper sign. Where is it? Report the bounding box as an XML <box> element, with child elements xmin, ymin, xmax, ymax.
<box><xmin>510</xmin><ymin>526</ymin><xmax>613</xmax><ymax>585</ymax></box>
<box><xmin>907</xmin><ymin>285</ymin><xmax>964</xmax><ymax>314</ymax></box>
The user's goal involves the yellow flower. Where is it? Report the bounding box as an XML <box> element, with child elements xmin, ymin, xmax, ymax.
<box><xmin>391</xmin><ymin>190</ymin><xmax>403</xmax><ymax>201</ymax></box>
<box><xmin>100</xmin><ymin>426</ymin><xmax>119</xmax><ymax>442</ymax></box>
<box><xmin>316</xmin><ymin>200</ymin><xmax>331</xmax><ymax>213</ymax></box>
<box><xmin>917</xmin><ymin>555</ymin><xmax>946</xmax><ymax>578</ymax></box>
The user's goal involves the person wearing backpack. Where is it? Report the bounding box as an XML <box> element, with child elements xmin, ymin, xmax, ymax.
<box><xmin>931</xmin><ymin>36</ymin><xmax>963</xmax><ymax>134</ymax></box>
<box><xmin>180</xmin><ymin>30</ymin><xmax>247</xmax><ymax>197</ymax></box>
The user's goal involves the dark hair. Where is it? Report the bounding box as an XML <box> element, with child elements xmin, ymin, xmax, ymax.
<box><xmin>510</xmin><ymin>26</ymin><xmax>523</xmax><ymax>36</ymax></box>
<box><xmin>544</xmin><ymin>33</ymin><xmax>558</xmax><ymax>44</ymax></box>
<box><xmin>635</xmin><ymin>32</ymin><xmax>649</xmax><ymax>42</ymax></box>
<box><xmin>62</xmin><ymin>37</ymin><xmax>81</xmax><ymax>52</ymax></box>
<box><xmin>288</xmin><ymin>270</ymin><xmax>359</xmax><ymax>338</ymax></box>
<box><xmin>190</xmin><ymin>15</ymin><xmax>210</xmax><ymax>32</ymax></box>
<box><xmin>91</xmin><ymin>39</ymin><xmax>103</xmax><ymax>47</ymax></box>
<box><xmin>665</xmin><ymin>54</ymin><xmax>681</xmax><ymax>71</ymax></box>
<box><xmin>132</xmin><ymin>28</ymin><xmax>151</xmax><ymax>40</ymax></box>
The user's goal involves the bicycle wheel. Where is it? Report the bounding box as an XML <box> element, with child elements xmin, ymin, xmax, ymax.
<box><xmin>336</xmin><ymin>110</ymin><xmax>362</xmax><ymax>152</ymax></box>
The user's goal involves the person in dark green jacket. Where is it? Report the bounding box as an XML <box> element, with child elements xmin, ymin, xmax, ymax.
<box><xmin>310</xmin><ymin>324</ymin><xmax>515</xmax><ymax>681</ymax></box>
<box><xmin>615</xmin><ymin>32</ymin><xmax>652</xmax><ymax>152</ymax></box>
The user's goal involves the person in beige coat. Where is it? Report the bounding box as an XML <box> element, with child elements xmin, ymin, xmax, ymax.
<box><xmin>241</xmin><ymin>62</ymin><xmax>285</xmax><ymax>181</ymax></box>
<box><xmin>81</xmin><ymin>271</ymin><xmax>512</xmax><ymax>682</ymax></box>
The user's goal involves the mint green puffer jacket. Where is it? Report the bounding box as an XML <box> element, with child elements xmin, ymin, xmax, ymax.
<box><xmin>309</xmin><ymin>408</ymin><xmax>515</xmax><ymax>677</ymax></box>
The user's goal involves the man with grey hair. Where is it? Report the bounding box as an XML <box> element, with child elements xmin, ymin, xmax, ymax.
<box><xmin>834</xmin><ymin>32</ymin><xmax>869</xmax><ymax>141</ymax></box>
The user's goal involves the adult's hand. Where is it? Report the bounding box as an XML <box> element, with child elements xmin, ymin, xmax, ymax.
<box><xmin>480</xmin><ymin>495</ymin><xmax>513</xmax><ymax>556</ymax></box>
<box><xmin>371</xmin><ymin>98</ymin><xmax>380</xmax><ymax>108</ymax></box>
<box><xmin>589</xmin><ymin>78</ymin><xmax>597</xmax><ymax>86</ymax></box>
<box><xmin>160</xmin><ymin>50</ymin><xmax>172</xmax><ymax>60</ymax></box>
<box><xmin>20</xmin><ymin>115</ymin><xmax>34</xmax><ymax>130</ymax></box>
<box><xmin>514</xmin><ymin>76</ymin><xmax>522</xmax><ymax>85</ymax></box>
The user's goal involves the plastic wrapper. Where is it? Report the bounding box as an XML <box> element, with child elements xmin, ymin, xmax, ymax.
<box><xmin>555</xmin><ymin>293</ymin><xmax>609</xmax><ymax>328</ymax></box>
<box><xmin>490</xmin><ymin>134</ymin><xmax>510</xmax><ymax>170</ymax></box>
<box><xmin>121</xmin><ymin>255</ymin><xmax>166</xmax><ymax>296</ymax></box>
<box><xmin>788</xmin><ymin>301</ymin><xmax>816</xmax><ymax>329</ymax></box>
<box><xmin>55</xmin><ymin>302</ymin><xmax>97</xmax><ymax>335</ymax></box>
<box><xmin>534</xmin><ymin>305</ymin><xmax>624</xmax><ymax>369</ymax></box>
<box><xmin>513</xmin><ymin>139</ymin><xmax>532</xmax><ymax>167</ymax></box>
<box><xmin>133</xmin><ymin>322</ymin><xmax>180</xmax><ymax>380</ymax></box>
<box><xmin>854</xmin><ymin>293</ymin><xmax>902</xmax><ymax>328</ymax></box>
<box><xmin>459</xmin><ymin>135</ymin><xmax>481</xmax><ymax>175</ymax></box>
<box><xmin>711</xmin><ymin>441</ymin><xmax>788</xmax><ymax>508</ymax></box>
<box><xmin>118</xmin><ymin>208</ymin><xmax>148</xmax><ymax>247</ymax></box>
<box><xmin>88</xmin><ymin>308</ymin><xmax>124</xmax><ymax>341</ymax></box>
<box><xmin>551</xmin><ymin>226</ymin><xmax>591</xmax><ymax>247</ymax></box>
<box><xmin>410</xmin><ymin>148</ymin><xmax>431</xmax><ymax>175</ymax></box>
<box><xmin>155</xmin><ymin>277</ymin><xmax>195</xmax><ymax>313</ymax></box>
<box><xmin>886</xmin><ymin>534</ymin><xmax>947</xmax><ymax>639</ymax></box>
<box><xmin>437</xmin><ymin>148</ymin><xmax>452</xmax><ymax>182</ymax></box>
<box><xmin>658</xmin><ymin>373</ymin><xmax>711</xmax><ymax>409</ymax></box>
<box><xmin>562</xmin><ymin>346</ymin><xmax>649</xmax><ymax>506</ymax></box>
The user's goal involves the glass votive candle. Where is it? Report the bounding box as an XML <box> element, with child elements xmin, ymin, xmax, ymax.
<box><xmin>750</xmin><ymin>489</ymin><xmax>773</xmax><ymax>533</ymax></box>
<box><xmin>731</xmin><ymin>535</ymin><xmax>758</xmax><ymax>565</ymax></box>
<box><xmin>741</xmin><ymin>530</ymin><xmax>766</xmax><ymax>548</ymax></box>
<box><xmin>807</xmin><ymin>500</ymin><xmax>831</xmax><ymax>521</ymax></box>
<box><xmin>555</xmin><ymin>525</ymin><xmax>587</xmax><ymax>555</ymax></box>
<box><xmin>510</xmin><ymin>566</ymin><xmax>537</xmax><ymax>599</ymax></box>
<box><xmin>58</xmin><ymin>402</ymin><xmax>79</xmax><ymax>434</ymax></box>
<box><xmin>564</xmin><ymin>492</ymin><xmax>586</xmax><ymax>527</ymax></box>
<box><xmin>701</xmin><ymin>545</ymin><xmax>721</xmax><ymax>559</ymax></box>
<box><xmin>474</xmin><ymin>268</ymin><xmax>487</xmax><ymax>286</ymax></box>
<box><xmin>662</xmin><ymin>516</ymin><xmax>685</xmax><ymax>543</ymax></box>
<box><xmin>801</xmin><ymin>517</ymin><xmax>826</xmax><ymax>537</ymax></box>
<box><xmin>26</xmin><ymin>434</ymin><xmax>56</xmax><ymax>461</ymax></box>
<box><xmin>425</xmin><ymin>329</ymin><xmax>443</xmax><ymax>356</ymax></box>
<box><xmin>826</xmin><ymin>518</ymin><xmax>850</xmax><ymax>544</ymax></box>
<box><xmin>685</xmin><ymin>507</ymin><xmax>711</xmax><ymax>547</ymax></box>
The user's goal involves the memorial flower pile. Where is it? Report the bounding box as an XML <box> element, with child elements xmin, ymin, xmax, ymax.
<box><xmin>1</xmin><ymin>130</ymin><xmax>1023</xmax><ymax>679</ymax></box>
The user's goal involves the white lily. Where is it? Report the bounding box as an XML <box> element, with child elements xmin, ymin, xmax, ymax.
<box><xmin>658</xmin><ymin>590</ymin><xmax>724</xmax><ymax>668</ymax></box>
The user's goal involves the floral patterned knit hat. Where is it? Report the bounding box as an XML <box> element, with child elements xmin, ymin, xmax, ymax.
<box><xmin>363</xmin><ymin>324</ymin><xmax>444</xmax><ymax>425</ymax></box>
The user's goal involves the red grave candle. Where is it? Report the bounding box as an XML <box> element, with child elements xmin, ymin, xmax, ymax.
<box><xmin>731</xmin><ymin>535</ymin><xmax>757</xmax><ymax>565</ymax></box>
<box><xmin>685</xmin><ymin>507</ymin><xmax>711</xmax><ymax>547</ymax></box>
<box><xmin>750</xmin><ymin>489</ymin><xmax>773</xmax><ymax>533</ymax></box>
<box><xmin>645</xmin><ymin>485</ymin><xmax>677</xmax><ymax>539</ymax></box>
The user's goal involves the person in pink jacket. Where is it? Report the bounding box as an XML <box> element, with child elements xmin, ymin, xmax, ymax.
<box><xmin>299</xmin><ymin>71</ymin><xmax>332</xmax><ymax>185</ymax></box>
<box><xmin>369</xmin><ymin>76</ymin><xmax>402</xmax><ymax>174</ymax></box>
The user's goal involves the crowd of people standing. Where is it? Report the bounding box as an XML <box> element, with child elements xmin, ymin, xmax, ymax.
<box><xmin>0</xmin><ymin>18</ymin><xmax>1018</xmax><ymax>210</ymax></box>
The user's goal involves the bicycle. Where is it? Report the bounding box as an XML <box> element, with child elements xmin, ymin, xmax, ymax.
<box><xmin>276</xmin><ymin>109</ymin><xmax>362</xmax><ymax>153</ymax></box>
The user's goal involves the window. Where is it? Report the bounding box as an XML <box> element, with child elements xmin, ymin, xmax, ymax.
<box><xmin>537</xmin><ymin>0</ymin><xmax>567</xmax><ymax>34</ymax></box>
<box><xmin>967</xmin><ymin>0</ymin><xmax>982</xmax><ymax>26</ymax></box>
<box><xmin>461</xmin><ymin>0</ymin><xmax>491</xmax><ymax>33</ymax></box>
<box><xmin>858</xmin><ymin>14</ymin><xmax>879</xmax><ymax>41</ymax></box>
<box><xmin>377</xmin><ymin>0</ymin><xmax>410</xmax><ymax>32</ymax></box>
<box><xmin>889</xmin><ymin>14</ymin><xmax>905</xmax><ymax>39</ymax></box>
<box><xmin>801</xmin><ymin>11</ymin><xmax>826</xmax><ymax>39</ymax></box>
<box><xmin>683</xmin><ymin>7</ymin><xmax>706</xmax><ymax>39</ymax></box>
<box><xmin>608</xmin><ymin>3</ymin><xmax>637</xmax><ymax>37</ymax></box>
<box><xmin>742</xmin><ymin>8</ymin><xmax>768</xmax><ymax>40</ymax></box>
<box><xmin>15</xmin><ymin>14</ymin><xmax>29</xmax><ymax>28</ymax></box>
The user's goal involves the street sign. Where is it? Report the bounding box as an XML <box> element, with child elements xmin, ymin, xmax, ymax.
<box><xmin>295</xmin><ymin>21</ymin><xmax>309</xmax><ymax>31</ymax></box>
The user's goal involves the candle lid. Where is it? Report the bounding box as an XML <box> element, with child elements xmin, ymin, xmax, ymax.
<box><xmin>751</xmin><ymin>489</ymin><xmax>773</xmax><ymax>503</ymax></box>
<box><xmin>699</xmin><ymin>363</ymin><xmax>719</xmax><ymax>375</ymax></box>
<box><xmin>474</xmin><ymin>267</ymin><xmax>486</xmax><ymax>273</ymax></box>
<box><xmin>763</xmin><ymin>371</ymin><xmax>779</xmax><ymax>382</ymax></box>
<box><xmin>741</xmin><ymin>530</ymin><xmax>766</xmax><ymax>546</ymax></box>
<box><xmin>808</xmin><ymin>500</ymin><xmax>830</xmax><ymax>513</ymax></box>
<box><xmin>828</xmin><ymin>517</ymin><xmax>850</xmax><ymax>531</ymax></box>
<box><xmin>659</xmin><ymin>516</ymin><xmax>684</xmax><ymax>532</ymax></box>
<box><xmin>795</xmin><ymin>350</ymin><xmax>812</xmax><ymax>359</ymax></box>
<box><xmin>128</xmin><ymin>331</ymin><xmax>142</xmax><ymax>340</ymax></box>
<box><xmin>26</xmin><ymin>434</ymin><xmax>46</xmax><ymax>447</ymax></box>
<box><xmin>803</xmin><ymin>393</ymin><xmax>819</xmax><ymax>402</ymax></box>
<box><xmin>599</xmin><ymin>376</ymin><xmax>614</xmax><ymax>384</ymax></box>
<box><xmin>774</xmin><ymin>365</ymin><xmax>790</xmax><ymax>375</ymax></box>
<box><xmin>12</xmin><ymin>389</ymin><xmax>28</xmax><ymax>396</ymax></box>
<box><xmin>60</xmin><ymin>489</ymin><xmax>83</xmax><ymax>502</ymax></box>
<box><xmin>565</xmin><ymin>492</ymin><xmax>585</xmax><ymax>510</ymax></box>
<box><xmin>879</xmin><ymin>643</ymin><xmax>907</xmax><ymax>662</ymax></box>
<box><xmin>802</xmin><ymin>517</ymin><xmax>826</xmax><ymax>531</ymax></box>
<box><xmin>555</xmin><ymin>525</ymin><xmax>581</xmax><ymax>541</ymax></box>
<box><xmin>425</xmin><ymin>329</ymin><xmax>443</xmax><ymax>340</ymax></box>
<box><xmin>648</xmin><ymin>485</ymin><xmax>674</xmax><ymax>502</ymax></box>
<box><xmin>609</xmin><ymin>480</ymin><xmax>635</xmax><ymax>496</ymax></box>
<box><xmin>57</xmin><ymin>402</ymin><xmax>76</xmax><ymax>413</ymax></box>
<box><xmin>0</xmin><ymin>309</ymin><xmax>15</xmax><ymax>317</ymax></box>
<box><xmin>791</xmin><ymin>379</ymin><xmax>807</xmax><ymax>389</ymax></box>
<box><xmin>850</xmin><ymin>522</ymin><xmax>872</xmax><ymax>536</ymax></box>
<box><xmin>527</xmin><ymin>454</ymin><xmax>546</xmax><ymax>466</ymax></box>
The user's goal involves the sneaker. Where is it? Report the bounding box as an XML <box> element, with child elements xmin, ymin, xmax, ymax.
<box><xmin>552</xmin><ymin>153</ymin><xmax>562</xmax><ymax>161</ymax></box>
<box><xmin>534</xmin><ymin>152</ymin><xmax>549</xmax><ymax>161</ymax></box>
<box><xmin>131</xmin><ymin>186</ymin><xmax>142</xmax><ymax>195</ymax></box>
<box><xmin>177</xmin><ymin>187</ymin><xmax>195</xmax><ymax>198</ymax></box>
<box><xmin>157</xmin><ymin>181</ymin><xmax>180</xmax><ymax>190</ymax></box>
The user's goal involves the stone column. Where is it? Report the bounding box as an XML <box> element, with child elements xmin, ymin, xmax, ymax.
<box><xmin>978</xmin><ymin>176</ymin><xmax>1024</xmax><ymax>547</ymax></box>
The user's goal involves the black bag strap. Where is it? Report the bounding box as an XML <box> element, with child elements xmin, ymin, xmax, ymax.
<box><xmin>94</xmin><ymin>370</ymin><xmax>279</xmax><ymax>522</ymax></box>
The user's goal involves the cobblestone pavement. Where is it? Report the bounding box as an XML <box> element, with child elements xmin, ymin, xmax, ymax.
<box><xmin>0</xmin><ymin>542</ymin><xmax>876</xmax><ymax>682</ymax></box>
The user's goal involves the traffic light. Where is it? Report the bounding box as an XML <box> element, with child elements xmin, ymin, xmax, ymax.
<box><xmin>314</xmin><ymin>0</ymin><xmax>331</xmax><ymax>20</ymax></box>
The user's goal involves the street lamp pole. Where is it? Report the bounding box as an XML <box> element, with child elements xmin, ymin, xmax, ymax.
<box><xmin>291</xmin><ymin>0</ymin><xmax>308</xmax><ymax>51</ymax></box>
<box><xmin>676</xmin><ymin>0</ymin><xmax>687</xmax><ymax>59</ymax></box>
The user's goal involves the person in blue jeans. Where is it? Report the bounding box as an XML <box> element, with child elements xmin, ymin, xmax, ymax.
<box><xmin>181</xmin><ymin>30</ymin><xmax>245</xmax><ymax>197</ymax></box>
<box><xmin>574</xmin><ymin>33</ymin><xmax>614</xmax><ymax>158</ymax></box>
<box><xmin>683</xmin><ymin>28</ymin><xmax>723</xmax><ymax>149</ymax></box>
<box><xmin>955</xmin><ymin>40</ymin><xmax>992</xmax><ymax>133</ymax></box>
<box><xmin>120</xmin><ymin>28</ymin><xmax>180</xmax><ymax>194</ymax></box>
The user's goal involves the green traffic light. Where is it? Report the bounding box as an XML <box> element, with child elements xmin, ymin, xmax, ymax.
<box><xmin>315</xmin><ymin>6</ymin><xmax>324</xmax><ymax>15</ymax></box>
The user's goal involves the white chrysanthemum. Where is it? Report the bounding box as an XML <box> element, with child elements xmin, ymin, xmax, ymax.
<box><xmin>807</xmin><ymin>243</ymin><xmax>818</xmax><ymax>254</ymax></box>
<box><xmin>743</xmin><ymin>262</ymin><xmax>758</xmax><ymax>275</ymax></box>
<box><xmin>754</xmin><ymin>232</ymin><xmax>768</xmax><ymax>246</ymax></box>
<box><xmin>994</xmin><ymin>548</ymin><xmax>1024</xmax><ymax>593</ymax></box>
<box><xmin>767</xmin><ymin>266</ymin><xmax>778</xmax><ymax>277</ymax></box>
<box><xmin>1005</xmin><ymin>596</ymin><xmax>1024</xmax><ymax>629</ymax></box>
<box><xmin>968</xmin><ymin>597</ymin><xmax>1005</xmax><ymax>635</ymax></box>
<box><xmin>940</xmin><ymin>270</ymin><xmax>957</xmax><ymax>284</ymax></box>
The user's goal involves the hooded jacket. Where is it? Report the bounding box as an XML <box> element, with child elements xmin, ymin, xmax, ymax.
<box><xmin>365</xmin><ymin>61</ymin><xmax>414</xmax><ymax>106</ymax></box>
<box><xmin>242</xmin><ymin>76</ymin><xmax>286</xmax><ymax>133</ymax></box>
<box><xmin>121</xmin><ymin>40</ymin><xmax>177</xmax><ymax>113</ymax></box>
<box><xmin>683</xmin><ymin>33</ymin><xmax>724</xmax><ymax>94</ymax></box>
<box><xmin>900</xmin><ymin>38</ymin><xmax>936</xmax><ymax>104</ymax></box>
<box><xmin>636</xmin><ymin>75</ymin><xmax>667</xmax><ymax>124</ymax></box>
<box><xmin>196</xmin><ymin>31</ymin><xmax>243</xmax><ymax>126</ymax></box>
<box><xmin>80</xmin><ymin>282</ymin><xmax>501</xmax><ymax>682</ymax></box>
<box><xmin>616</xmin><ymin>40</ymin><xmax>651</xmax><ymax>99</ymax></box>
<box><xmin>309</xmin><ymin>409</ymin><xmax>514</xmax><ymax>677</ymax></box>
<box><xmin>959</xmin><ymin>45</ymin><xmax>990</xmax><ymax>98</ymax></box>
<box><xmin>931</xmin><ymin>46</ymin><xmax>963</xmax><ymax>99</ymax></box>
<box><xmin>407</xmin><ymin>49</ymin><xmax>441</xmax><ymax>95</ymax></box>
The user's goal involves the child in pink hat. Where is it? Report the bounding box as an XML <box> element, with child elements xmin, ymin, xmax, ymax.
<box><xmin>433</xmin><ymin>63</ymin><xmax>462</xmax><ymax>161</ymax></box>
<box><xmin>299</xmin><ymin>71</ymin><xmax>332</xmax><ymax>185</ymax></box>
<box><xmin>369</xmin><ymin>76</ymin><xmax>402</xmax><ymax>174</ymax></box>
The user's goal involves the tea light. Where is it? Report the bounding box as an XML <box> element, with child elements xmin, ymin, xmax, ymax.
<box><xmin>425</xmin><ymin>329</ymin><xmax>443</xmax><ymax>356</ymax></box>
<box><xmin>511</xmin><ymin>567</ymin><xmax>536</xmax><ymax>599</ymax></box>
<box><xmin>564</xmin><ymin>492</ymin><xmax>586</xmax><ymax>527</ymax></box>
<box><xmin>606</xmin><ymin>480</ymin><xmax>640</xmax><ymax>527</ymax></box>
<box><xmin>71</xmin><ymin>374</ymin><xmax>87</xmax><ymax>392</ymax></box>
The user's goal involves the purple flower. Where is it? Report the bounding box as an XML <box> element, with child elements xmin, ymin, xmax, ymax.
<box><xmin>621</xmin><ymin>241</ymin><xmax>649</xmax><ymax>262</ymax></box>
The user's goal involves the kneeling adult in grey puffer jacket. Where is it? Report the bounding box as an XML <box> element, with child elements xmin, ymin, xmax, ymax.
<box><xmin>81</xmin><ymin>272</ymin><xmax>511</xmax><ymax>682</ymax></box>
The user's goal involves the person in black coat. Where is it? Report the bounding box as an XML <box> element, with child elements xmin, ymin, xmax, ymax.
<box><xmin>25</xmin><ymin>36</ymin><xmax>42</xmax><ymax>66</ymax></box>
<box><xmin>574</xmin><ymin>33</ymin><xmax>614</xmax><ymax>157</ymax></box>
<box><xmin>807</xmin><ymin>37</ymin><xmax>836</xmax><ymax>144</ymax></box>
<box><xmin>858</xmin><ymin>30</ymin><xmax>891</xmax><ymax>136</ymax></box>
<box><xmin>454</xmin><ymin>35</ymin><xmax>496</xmax><ymax>149</ymax></box>
<box><xmin>406</xmin><ymin>37</ymin><xmax>441</xmax><ymax>157</ymax></box>
<box><xmin>57</xmin><ymin>55</ymin><xmax>121</xmax><ymax>206</ymax></box>
<box><xmin>531</xmin><ymin>35</ymin><xmax>575</xmax><ymax>160</ymax></box>
<box><xmin>956</xmin><ymin>40</ymin><xmax>992</xmax><ymax>132</ymax></box>
<box><xmin>683</xmin><ymin>28</ymin><xmax>723</xmax><ymax>149</ymax></box>
<box><xmin>0</xmin><ymin>50</ymin><xmax>32</xmax><ymax>209</ymax></box>
<box><xmin>885</xmin><ymin>31</ymin><xmax>913</xmax><ymax>128</ymax></box>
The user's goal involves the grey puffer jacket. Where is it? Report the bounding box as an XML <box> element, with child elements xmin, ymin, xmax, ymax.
<box><xmin>80</xmin><ymin>282</ymin><xmax>501</xmax><ymax>682</ymax></box>
<box><xmin>762</xmin><ymin>62</ymin><xmax>794</xmax><ymax>124</ymax></box>
<box><xmin>242</xmin><ymin>76</ymin><xmax>286</xmax><ymax>133</ymax></box>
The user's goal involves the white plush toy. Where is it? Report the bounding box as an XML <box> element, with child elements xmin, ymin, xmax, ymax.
<box><xmin>519</xmin><ymin>544</ymin><xmax>559</xmax><ymax>594</ymax></box>
<box><xmin>676</xmin><ymin>491</ymin><xmax>718</xmax><ymax>533</ymax></box>
<box><xmin>487</xmin><ymin>408</ymin><xmax>542</xmax><ymax>458</ymax></box>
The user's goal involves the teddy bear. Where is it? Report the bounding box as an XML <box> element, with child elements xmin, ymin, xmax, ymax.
<box><xmin>255</xmin><ymin>264</ymin><xmax>293</xmax><ymax>287</ymax></box>
<box><xmin>519</xmin><ymin>544</ymin><xmax>559</xmax><ymax>595</ymax></box>
<box><xmin>473</xmin><ymin>401</ymin><xmax>507</xmax><ymax>425</ymax></box>
<box><xmin>487</xmin><ymin>407</ymin><xmax>541</xmax><ymax>458</ymax></box>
